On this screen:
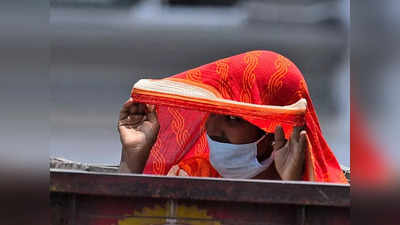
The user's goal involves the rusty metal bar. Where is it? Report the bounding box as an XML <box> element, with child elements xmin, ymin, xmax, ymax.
<box><xmin>50</xmin><ymin>169</ymin><xmax>350</xmax><ymax>207</ymax></box>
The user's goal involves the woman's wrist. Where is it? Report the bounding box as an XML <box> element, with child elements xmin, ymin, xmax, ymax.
<box><xmin>120</xmin><ymin>145</ymin><xmax>152</xmax><ymax>173</ymax></box>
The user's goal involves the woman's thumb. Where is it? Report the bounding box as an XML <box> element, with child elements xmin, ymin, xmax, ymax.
<box><xmin>146</xmin><ymin>104</ymin><xmax>158</xmax><ymax>122</ymax></box>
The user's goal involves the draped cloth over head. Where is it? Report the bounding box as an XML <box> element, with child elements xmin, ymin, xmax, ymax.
<box><xmin>132</xmin><ymin>50</ymin><xmax>347</xmax><ymax>183</ymax></box>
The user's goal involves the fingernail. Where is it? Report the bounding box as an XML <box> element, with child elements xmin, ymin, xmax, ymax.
<box><xmin>147</xmin><ymin>104</ymin><xmax>155</xmax><ymax>111</ymax></box>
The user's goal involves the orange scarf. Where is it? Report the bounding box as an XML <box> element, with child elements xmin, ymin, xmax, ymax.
<box><xmin>132</xmin><ymin>50</ymin><xmax>347</xmax><ymax>183</ymax></box>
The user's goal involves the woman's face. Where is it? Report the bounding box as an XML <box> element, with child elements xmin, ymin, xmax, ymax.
<box><xmin>205</xmin><ymin>113</ymin><xmax>274</xmax><ymax>163</ymax></box>
<box><xmin>205</xmin><ymin>113</ymin><xmax>265</xmax><ymax>144</ymax></box>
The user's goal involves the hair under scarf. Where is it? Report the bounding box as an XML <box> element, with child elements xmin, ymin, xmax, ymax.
<box><xmin>134</xmin><ymin>50</ymin><xmax>347</xmax><ymax>183</ymax></box>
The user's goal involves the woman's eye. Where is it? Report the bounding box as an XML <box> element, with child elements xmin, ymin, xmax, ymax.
<box><xmin>228</xmin><ymin>115</ymin><xmax>240</xmax><ymax>121</ymax></box>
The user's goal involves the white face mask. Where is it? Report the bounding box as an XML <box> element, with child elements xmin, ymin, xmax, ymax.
<box><xmin>207</xmin><ymin>134</ymin><xmax>274</xmax><ymax>179</ymax></box>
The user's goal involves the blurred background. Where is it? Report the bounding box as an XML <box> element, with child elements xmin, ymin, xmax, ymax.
<box><xmin>49</xmin><ymin>0</ymin><xmax>349</xmax><ymax>166</ymax></box>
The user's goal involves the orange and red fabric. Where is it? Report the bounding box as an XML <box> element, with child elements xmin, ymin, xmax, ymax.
<box><xmin>134</xmin><ymin>50</ymin><xmax>347</xmax><ymax>183</ymax></box>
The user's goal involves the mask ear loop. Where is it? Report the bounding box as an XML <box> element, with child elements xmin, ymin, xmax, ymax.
<box><xmin>255</xmin><ymin>135</ymin><xmax>267</xmax><ymax>145</ymax></box>
<box><xmin>256</xmin><ymin>134</ymin><xmax>275</xmax><ymax>167</ymax></box>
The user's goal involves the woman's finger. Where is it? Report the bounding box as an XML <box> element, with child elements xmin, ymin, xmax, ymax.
<box><xmin>273</xmin><ymin>125</ymin><xmax>286</xmax><ymax>151</ymax></box>
<box><xmin>119</xmin><ymin>98</ymin><xmax>134</xmax><ymax>120</ymax></box>
<box><xmin>121</xmin><ymin>98</ymin><xmax>133</xmax><ymax>111</ymax></box>
<box><xmin>145</xmin><ymin>104</ymin><xmax>158</xmax><ymax>123</ymax></box>
<box><xmin>298</xmin><ymin>130</ymin><xmax>307</xmax><ymax>154</ymax></box>
<box><xmin>291</xmin><ymin>126</ymin><xmax>302</xmax><ymax>143</ymax></box>
<box><xmin>131</xmin><ymin>103</ymin><xmax>146</xmax><ymax>114</ymax></box>
<box><xmin>127</xmin><ymin>114</ymin><xmax>145</xmax><ymax>123</ymax></box>
<box><xmin>146</xmin><ymin>104</ymin><xmax>155</xmax><ymax>112</ymax></box>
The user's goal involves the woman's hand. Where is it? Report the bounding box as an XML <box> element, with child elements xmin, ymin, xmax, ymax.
<box><xmin>273</xmin><ymin>126</ymin><xmax>307</xmax><ymax>181</ymax></box>
<box><xmin>118</xmin><ymin>98</ymin><xmax>160</xmax><ymax>173</ymax></box>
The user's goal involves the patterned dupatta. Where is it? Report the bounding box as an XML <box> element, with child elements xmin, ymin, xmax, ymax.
<box><xmin>131</xmin><ymin>50</ymin><xmax>347</xmax><ymax>183</ymax></box>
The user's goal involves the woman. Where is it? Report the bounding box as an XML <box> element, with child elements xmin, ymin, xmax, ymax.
<box><xmin>118</xmin><ymin>50</ymin><xmax>347</xmax><ymax>183</ymax></box>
